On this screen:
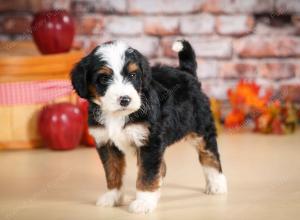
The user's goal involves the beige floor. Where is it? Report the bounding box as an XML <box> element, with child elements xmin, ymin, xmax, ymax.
<box><xmin>1</xmin><ymin>131</ymin><xmax>300</xmax><ymax>220</ymax></box>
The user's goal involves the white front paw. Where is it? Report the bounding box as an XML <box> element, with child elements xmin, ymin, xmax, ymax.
<box><xmin>96</xmin><ymin>189</ymin><xmax>123</xmax><ymax>207</ymax></box>
<box><xmin>129</xmin><ymin>191</ymin><xmax>160</xmax><ymax>214</ymax></box>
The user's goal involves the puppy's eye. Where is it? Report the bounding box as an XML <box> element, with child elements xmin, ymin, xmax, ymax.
<box><xmin>128</xmin><ymin>73</ymin><xmax>136</xmax><ymax>79</ymax></box>
<box><xmin>98</xmin><ymin>75</ymin><xmax>110</xmax><ymax>84</ymax></box>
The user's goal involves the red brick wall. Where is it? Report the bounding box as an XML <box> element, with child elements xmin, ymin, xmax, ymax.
<box><xmin>1</xmin><ymin>0</ymin><xmax>300</xmax><ymax>100</ymax></box>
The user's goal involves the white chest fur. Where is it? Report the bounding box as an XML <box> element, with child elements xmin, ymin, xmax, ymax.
<box><xmin>89</xmin><ymin>116</ymin><xmax>149</xmax><ymax>153</ymax></box>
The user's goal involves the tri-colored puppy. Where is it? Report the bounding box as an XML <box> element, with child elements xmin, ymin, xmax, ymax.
<box><xmin>71</xmin><ymin>40</ymin><xmax>227</xmax><ymax>214</ymax></box>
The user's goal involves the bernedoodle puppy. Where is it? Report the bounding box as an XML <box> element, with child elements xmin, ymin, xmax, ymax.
<box><xmin>71</xmin><ymin>39</ymin><xmax>227</xmax><ymax>214</ymax></box>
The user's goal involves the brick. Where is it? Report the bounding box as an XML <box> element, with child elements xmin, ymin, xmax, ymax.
<box><xmin>0</xmin><ymin>0</ymin><xmax>28</xmax><ymax>11</ymax></box>
<box><xmin>202</xmin><ymin>0</ymin><xmax>274</xmax><ymax>14</ymax></box>
<box><xmin>201</xmin><ymin>79</ymin><xmax>237</xmax><ymax>100</ymax></box>
<box><xmin>216</xmin><ymin>15</ymin><xmax>254</xmax><ymax>36</ymax></box>
<box><xmin>0</xmin><ymin>15</ymin><xmax>32</xmax><ymax>35</ymax></box>
<box><xmin>71</xmin><ymin>0</ymin><xmax>127</xmax><ymax>14</ymax></box>
<box><xmin>160</xmin><ymin>38</ymin><xmax>179</xmax><ymax>58</ymax></box>
<box><xmin>190</xmin><ymin>37</ymin><xmax>233</xmax><ymax>59</ymax></box>
<box><xmin>86</xmin><ymin>39</ymin><xmax>105</xmax><ymax>53</ymax></box>
<box><xmin>121</xmin><ymin>37</ymin><xmax>160</xmax><ymax>58</ymax></box>
<box><xmin>144</xmin><ymin>16</ymin><xmax>179</xmax><ymax>36</ymax></box>
<box><xmin>280</xmin><ymin>84</ymin><xmax>300</xmax><ymax>102</ymax></box>
<box><xmin>105</xmin><ymin>16</ymin><xmax>143</xmax><ymax>36</ymax></box>
<box><xmin>149</xmin><ymin>58</ymin><xmax>178</xmax><ymax>66</ymax></box>
<box><xmin>235</xmin><ymin>37</ymin><xmax>300</xmax><ymax>58</ymax></box>
<box><xmin>16</xmin><ymin>0</ymin><xmax>72</xmax><ymax>12</ymax></box>
<box><xmin>128</xmin><ymin>0</ymin><xmax>203</xmax><ymax>14</ymax></box>
<box><xmin>72</xmin><ymin>36</ymin><xmax>87</xmax><ymax>50</ymax></box>
<box><xmin>72</xmin><ymin>34</ymin><xmax>107</xmax><ymax>51</ymax></box>
<box><xmin>275</xmin><ymin>0</ymin><xmax>300</xmax><ymax>14</ymax></box>
<box><xmin>151</xmin><ymin>59</ymin><xmax>219</xmax><ymax>79</ymax></box>
<box><xmin>292</xmin><ymin>15</ymin><xmax>300</xmax><ymax>35</ymax></box>
<box><xmin>219</xmin><ymin>62</ymin><xmax>257</xmax><ymax>79</ymax></box>
<box><xmin>45</xmin><ymin>0</ymin><xmax>71</xmax><ymax>10</ymax></box>
<box><xmin>180</xmin><ymin>14</ymin><xmax>215</xmax><ymax>35</ymax></box>
<box><xmin>0</xmin><ymin>0</ymin><xmax>64</xmax><ymax>12</ymax></box>
<box><xmin>255</xmin><ymin>14</ymin><xmax>298</xmax><ymax>35</ymax></box>
<box><xmin>162</xmin><ymin>37</ymin><xmax>232</xmax><ymax>59</ymax></box>
<box><xmin>258</xmin><ymin>63</ymin><xmax>295</xmax><ymax>80</ymax></box>
<box><xmin>71</xmin><ymin>0</ymin><xmax>94</xmax><ymax>13</ymax></box>
<box><xmin>197</xmin><ymin>59</ymin><xmax>218</xmax><ymax>79</ymax></box>
<box><xmin>75</xmin><ymin>15</ymin><xmax>104</xmax><ymax>35</ymax></box>
<box><xmin>95</xmin><ymin>0</ymin><xmax>127</xmax><ymax>13</ymax></box>
<box><xmin>255</xmin><ymin>22</ymin><xmax>296</xmax><ymax>36</ymax></box>
<box><xmin>295</xmin><ymin>63</ymin><xmax>300</xmax><ymax>78</ymax></box>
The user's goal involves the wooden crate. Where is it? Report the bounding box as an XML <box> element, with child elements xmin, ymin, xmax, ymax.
<box><xmin>0</xmin><ymin>41</ymin><xmax>83</xmax><ymax>149</ymax></box>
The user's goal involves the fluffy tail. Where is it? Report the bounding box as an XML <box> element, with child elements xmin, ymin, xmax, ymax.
<box><xmin>172</xmin><ymin>40</ymin><xmax>197</xmax><ymax>77</ymax></box>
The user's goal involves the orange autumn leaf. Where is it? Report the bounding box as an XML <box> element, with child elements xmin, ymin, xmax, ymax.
<box><xmin>225</xmin><ymin>80</ymin><xmax>273</xmax><ymax>129</ymax></box>
<box><xmin>224</xmin><ymin>108</ymin><xmax>245</xmax><ymax>128</ymax></box>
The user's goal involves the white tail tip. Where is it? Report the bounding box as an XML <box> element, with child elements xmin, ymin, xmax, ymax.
<box><xmin>172</xmin><ymin>40</ymin><xmax>184</xmax><ymax>53</ymax></box>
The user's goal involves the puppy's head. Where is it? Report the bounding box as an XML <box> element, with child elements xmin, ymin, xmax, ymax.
<box><xmin>71</xmin><ymin>41</ymin><xmax>151</xmax><ymax>116</ymax></box>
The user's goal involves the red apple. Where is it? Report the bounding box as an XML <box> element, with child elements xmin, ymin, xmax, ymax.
<box><xmin>31</xmin><ymin>10</ymin><xmax>75</xmax><ymax>54</ymax></box>
<box><xmin>38</xmin><ymin>103</ymin><xmax>84</xmax><ymax>150</ymax></box>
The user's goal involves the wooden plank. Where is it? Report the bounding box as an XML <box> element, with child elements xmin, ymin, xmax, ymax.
<box><xmin>0</xmin><ymin>50</ymin><xmax>83</xmax><ymax>65</ymax></box>
<box><xmin>0</xmin><ymin>41</ymin><xmax>84</xmax><ymax>83</ymax></box>
<box><xmin>0</xmin><ymin>140</ymin><xmax>43</xmax><ymax>149</ymax></box>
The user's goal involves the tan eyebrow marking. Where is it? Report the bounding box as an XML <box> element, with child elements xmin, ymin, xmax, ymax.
<box><xmin>127</xmin><ymin>62</ymin><xmax>139</xmax><ymax>73</ymax></box>
<box><xmin>97</xmin><ymin>66</ymin><xmax>112</xmax><ymax>75</ymax></box>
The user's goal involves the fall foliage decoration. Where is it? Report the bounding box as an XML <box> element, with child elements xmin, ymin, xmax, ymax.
<box><xmin>225</xmin><ymin>80</ymin><xmax>298</xmax><ymax>134</ymax></box>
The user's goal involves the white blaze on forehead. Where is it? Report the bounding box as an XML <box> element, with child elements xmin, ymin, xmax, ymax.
<box><xmin>95</xmin><ymin>41</ymin><xmax>129</xmax><ymax>77</ymax></box>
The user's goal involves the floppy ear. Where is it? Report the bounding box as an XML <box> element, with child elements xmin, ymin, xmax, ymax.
<box><xmin>134</xmin><ymin>50</ymin><xmax>152</xmax><ymax>89</ymax></box>
<box><xmin>141</xmin><ymin>55</ymin><xmax>152</xmax><ymax>89</ymax></box>
<box><xmin>71</xmin><ymin>56</ymin><xmax>90</xmax><ymax>99</ymax></box>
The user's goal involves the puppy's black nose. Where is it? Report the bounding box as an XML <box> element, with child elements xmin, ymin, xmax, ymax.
<box><xmin>119</xmin><ymin>96</ymin><xmax>131</xmax><ymax>107</ymax></box>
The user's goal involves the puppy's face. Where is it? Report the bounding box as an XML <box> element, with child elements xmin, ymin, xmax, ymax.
<box><xmin>71</xmin><ymin>41</ymin><xmax>151</xmax><ymax>116</ymax></box>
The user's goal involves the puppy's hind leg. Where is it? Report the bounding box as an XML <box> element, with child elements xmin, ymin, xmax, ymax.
<box><xmin>187</xmin><ymin>133</ymin><xmax>227</xmax><ymax>194</ymax></box>
<box><xmin>197</xmin><ymin>135</ymin><xmax>227</xmax><ymax>194</ymax></box>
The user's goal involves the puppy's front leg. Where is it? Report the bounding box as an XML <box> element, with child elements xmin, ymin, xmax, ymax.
<box><xmin>96</xmin><ymin>144</ymin><xmax>125</xmax><ymax>207</ymax></box>
<box><xmin>129</xmin><ymin>146</ymin><xmax>164</xmax><ymax>214</ymax></box>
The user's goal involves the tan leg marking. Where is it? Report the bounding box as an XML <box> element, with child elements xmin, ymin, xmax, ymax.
<box><xmin>185</xmin><ymin>132</ymin><xmax>221</xmax><ymax>172</ymax></box>
<box><xmin>105</xmin><ymin>146</ymin><xmax>126</xmax><ymax>190</ymax></box>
